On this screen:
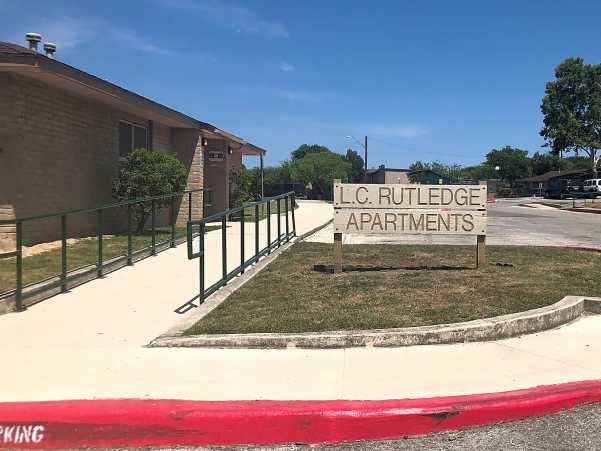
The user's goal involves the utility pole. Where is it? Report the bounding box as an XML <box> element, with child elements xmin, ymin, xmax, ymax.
<box><xmin>364</xmin><ymin>135</ymin><xmax>368</xmax><ymax>174</ymax></box>
<box><xmin>260</xmin><ymin>153</ymin><xmax>265</xmax><ymax>199</ymax></box>
<box><xmin>345</xmin><ymin>134</ymin><xmax>368</xmax><ymax>181</ymax></box>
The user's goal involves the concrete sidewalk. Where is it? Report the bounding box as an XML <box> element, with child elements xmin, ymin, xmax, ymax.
<box><xmin>1</xmin><ymin>315</ymin><xmax>600</xmax><ymax>402</ymax></box>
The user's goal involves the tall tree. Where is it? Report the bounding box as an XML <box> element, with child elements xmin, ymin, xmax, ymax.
<box><xmin>484</xmin><ymin>146</ymin><xmax>531</xmax><ymax>185</ymax></box>
<box><xmin>344</xmin><ymin>148</ymin><xmax>364</xmax><ymax>182</ymax></box>
<box><xmin>291</xmin><ymin>152</ymin><xmax>350</xmax><ymax>200</ymax></box>
<box><xmin>530</xmin><ymin>151</ymin><xmax>562</xmax><ymax>175</ymax></box>
<box><xmin>291</xmin><ymin>144</ymin><xmax>332</xmax><ymax>161</ymax></box>
<box><xmin>541</xmin><ymin>58</ymin><xmax>601</xmax><ymax>177</ymax></box>
<box><xmin>409</xmin><ymin>160</ymin><xmax>465</xmax><ymax>182</ymax></box>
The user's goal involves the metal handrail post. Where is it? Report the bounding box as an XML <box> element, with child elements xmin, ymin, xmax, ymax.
<box><xmin>151</xmin><ymin>200</ymin><xmax>156</xmax><ymax>256</ymax></box>
<box><xmin>254</xmin><ymin>204</ymin><xmax>259</xmax><ymax>263</ymax></box>
<box><xmin>170</xmin><ymin>197</ymin><xmax>176</xmax><ymax>248</ymax></box>
<box><xmin>127</xmin><ymin>205</ymin><xmax>133</xmax><ymax>265</ymax></box>
<box><xmin>15</xmin><ymin>222</ymin><xmax>23</xmax><ymax>311</ymax></box>
<box><xmin>285</xmin><ymin>195</ymin><xmax>290</xmax><ymax>241</ymax></box>
<box><xmin>222</xmin><ymin>216</ymin><xmax>227</xmax><ymax>285</ymax></box>
<box><xmin>61</xmin><ymin>215</ymin><xmax>67</xmax><ymax>292</ymax></box>
<box><xmin>277</xmin><ymin>198</ymin><xmax>281</xmax><ymax>245</ymax></box>
<box><xmin>199</xmin><ymin>223</ymin><xmax>205</xmax><ymax>303</ymax></box>
<box><xmin>266</xmin><ymin>201</ymin><xmax>271</xmax><ymax>254</ymax></box>
<box><xmin>97</xmin><ymin>209</ymin><xmax>103</xmax><ymax>278</ymax></box>
<box><xmin>240</xmin><ymin>208</ymin><xmax>245</xmax><ymax>274</ymax></box>
<box><xmin>291</xmin><ymin>194</ymin><xmax>297</xmax><ymax>236</ymax></box>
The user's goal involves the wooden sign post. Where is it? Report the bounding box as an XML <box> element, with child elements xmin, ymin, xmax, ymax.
<box><xmin>332</xmin><ymin>180</ymin><xmax>488</xmax><ymax>272</ymax></box>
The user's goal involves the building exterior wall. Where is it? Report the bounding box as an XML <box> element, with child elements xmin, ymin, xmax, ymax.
<box><xmin>153</xmin><ymin>122</ymin><xmax>171</xmax><ymax>152</ymax></box>
<box><xmin>367</xmin><ymin>168</ymin><xmax>410</xmax><ymax>184</ymax></box>
<box><xmin>384</xmin><ymin>171</ymin><xmax>410</xmax><ymax>184</ymax></box>
<box><xmin>203</xmin><ymin>139</ymin><xmax>229</xmax><ymax>216</ymax></box>
<box><xmin>0</xmin><ymin>72</ymin><xmax>202</xmax><ymax>249</ymax></box>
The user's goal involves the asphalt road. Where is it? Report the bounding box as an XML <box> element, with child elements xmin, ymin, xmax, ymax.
<box><xmin>131</xmin><ymin>401</ymin><xmax>601</xmax><ymax>451</ymax></box>
<box><xmin>487</xmin><ymin>198</ymin><xmax>601</xmax><ymax>248</ymax></box>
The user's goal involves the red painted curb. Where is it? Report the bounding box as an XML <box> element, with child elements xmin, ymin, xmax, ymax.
<box><xmin>1</xmin><ymin>380</ymin><xmax>601</xmax><ymax>449</ymax></box>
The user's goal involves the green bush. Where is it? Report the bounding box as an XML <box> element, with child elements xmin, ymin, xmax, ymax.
<box><xmin>113</xmin><ymin>148</ymin><xmax>187</xmax><ymax>233</ymax></box>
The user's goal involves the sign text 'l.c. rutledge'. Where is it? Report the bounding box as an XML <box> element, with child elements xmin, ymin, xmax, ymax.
<box><xmin>333</xmin><ymin>183</ymin><xmax>487</xmax><ymax>236</ymax></box>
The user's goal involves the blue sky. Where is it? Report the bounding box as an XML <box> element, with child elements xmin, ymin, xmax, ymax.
<box><xmin>2</xmin><ymin>1</ymin><xmax>601</xmax><ymax>168</ymax></box>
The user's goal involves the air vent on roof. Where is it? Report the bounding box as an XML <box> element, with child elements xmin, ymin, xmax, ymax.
<box><xmin>25</xmin><ymin>33</ymin><xmax>42</xmax><ymax>52</ymax></box>
<box><xmin>43</xmin><ymin>42</ymin><xmax>57</xmax><ymax>58</ymax></box>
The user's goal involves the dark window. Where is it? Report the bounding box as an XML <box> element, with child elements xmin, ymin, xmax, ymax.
<box><xmin>119</xmin><ymin>122</ymin><xmax>133</xmax><ymax>157</ymax></box>
<box><xmin>119</xmin><ymin>121</ymin><xmax>148</xmax><ymax>158</ymax></box>
<box><xmin>134</xmin><ymin>125</ymin><xmax>147</xmax><ymax>151</ymax></box>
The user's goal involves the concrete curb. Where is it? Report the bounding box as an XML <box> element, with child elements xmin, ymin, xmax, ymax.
<box><xmin>150</xmin><ymin>296</ymin><xmax>601</xmax><ymax>349</ymax></box>
<box><xmin>2</xmin><ymin>380</ymin><xmax>601</xmax><ymax>448</ymax></box>
<box><xmin>149</xmin><ymin>218</ymin><xmax>334</xmax><ymax>343</ymax></box>
<box><xmin>566</xmin><ymin>207</ymin><xmax>601</xmax><ymax>214</ymax></box>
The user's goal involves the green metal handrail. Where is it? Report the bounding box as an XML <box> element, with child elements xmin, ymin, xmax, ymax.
<box><xmin>0</xmin><ymin>188</ymin><xmax>210</xmax><ymax>311</ymax></box>
<box><xmin>186</xmin><ymin>191</ymin><xmax>296</xmax><ymax>305</ymax></box>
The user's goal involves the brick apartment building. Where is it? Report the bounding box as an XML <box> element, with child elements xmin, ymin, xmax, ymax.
<box><xmin>0</xmin><ymin>37</ymin><xmax>265</xmax><ymax>249</ymax></box>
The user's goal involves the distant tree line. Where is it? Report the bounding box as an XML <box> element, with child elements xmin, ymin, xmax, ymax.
<box><xmin>410</xmin><ymin>147</ymin><xmax>591</xmax><ymax>188</ymax></box>
<box><xmin>229</xmin><ymin>144</ymin><xmax>364</xmax><ymax>207</ymax></box>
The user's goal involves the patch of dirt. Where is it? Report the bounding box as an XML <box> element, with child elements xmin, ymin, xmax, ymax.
<box><xmin>21</xmin><ymin>236</ymin><xmax>114</xmax><ymax>257</ymax></box>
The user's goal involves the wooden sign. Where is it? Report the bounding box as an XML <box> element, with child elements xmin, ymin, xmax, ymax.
<box><xmin>332</xmin><ymin>180</ymin><xmax>488</xmax><ymax>271</ymax></box>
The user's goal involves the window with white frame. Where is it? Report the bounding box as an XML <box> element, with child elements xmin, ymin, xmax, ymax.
<box><xmin>119</xmin><ymin>121</ymin><xmax>148</xmax><ymax>157</ymax></box>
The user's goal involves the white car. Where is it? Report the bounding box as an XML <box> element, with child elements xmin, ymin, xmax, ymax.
<box><xmin>582</xmin><ymin>179</ymin><xmax>601</xmax><ymax>198</ymax></box>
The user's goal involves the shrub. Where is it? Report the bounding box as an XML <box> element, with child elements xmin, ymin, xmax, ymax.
<box><xmin>113</xmin><ymin>148</ymin><xmax>187</xmax><ymax>233</ymax></box>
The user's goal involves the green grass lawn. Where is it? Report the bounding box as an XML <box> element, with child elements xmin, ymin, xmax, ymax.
<box><xmin>186</xmin><ymin>243</ymin><xmax>601</xmax><ymax>335</ymax></box>
<box><xmin>0</xmin><ymin>226</ymin><xmax>220</xmax><ymax>294</ymax></box>
<box><xmin>584</xmin><ymin>201</ymin><xmax>601</xmax><ymax>209</ymax></box>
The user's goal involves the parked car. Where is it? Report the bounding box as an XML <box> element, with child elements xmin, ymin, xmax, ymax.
<box><xmin>544</xmin><ymin>178</ymin><xmax>584</xmax><ymax>199</ymax></box>
<box><xmin>582</xmin><ymin>179</ymin><xmax>601</xmax><ymax>198</ymax></box>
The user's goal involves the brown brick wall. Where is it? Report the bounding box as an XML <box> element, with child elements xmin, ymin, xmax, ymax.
<box><xmin>0</xmin><ymin>72</ymin><xmax>203</xmax><ymax>248</ymax></box>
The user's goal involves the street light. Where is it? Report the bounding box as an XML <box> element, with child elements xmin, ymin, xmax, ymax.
<box><xmin>345</xmin><ymin>135</ymin><xmax>368</xmax><ymax>180</ymax></box>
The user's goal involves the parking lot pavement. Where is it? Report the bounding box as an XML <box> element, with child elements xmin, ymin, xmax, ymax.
<box><xmin>306</xmin><ymin>197</ymin><xmax>601</xmax><ymax>248</ymax></box>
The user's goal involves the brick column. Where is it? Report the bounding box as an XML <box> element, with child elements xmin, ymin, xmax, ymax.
<box><xmin>171</xmin><ymin>129</ymin><xmax>204</xmax><ymax>226</ymax></box>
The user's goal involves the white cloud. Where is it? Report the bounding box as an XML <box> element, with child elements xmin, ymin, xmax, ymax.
<box><xmin>161</xmin><ymin>0</ymin><xmax>289</xmax><ymax>38</ymax></box>
<box><xmin>279</xmin><ymin>61</ymin><xmax>296</xmax><ymax>72</ymax></box>
<box><xmin>6</xmin><ymin>16</ymin><xmax>171</xmax><ymax>55</ymax></box>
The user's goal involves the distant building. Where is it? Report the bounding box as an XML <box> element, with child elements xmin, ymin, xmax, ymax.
<box><xmin>366</xmin><ymin>166</ymin><xmax>411</xmax><ymax>184</ymax></box>
<box><xmin>366</xmin><ymin>166</ymin><xmax>451</xmax><ymax>185</ymax></box>
<box><xmin>517</xmin><ymin>169</ymin><xmax>591</xmax><ymax>196</ymax></box>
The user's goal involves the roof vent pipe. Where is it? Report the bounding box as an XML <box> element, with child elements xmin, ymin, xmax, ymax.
<box><xmin>25</xmin><ymin>33</ymin><xmax>42</xmax><ymax>52</ymax></box>
<box><xmin>43</xmin><ymin>42</ymin><xmax>57</xmax><ymax>58</ymax></box>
